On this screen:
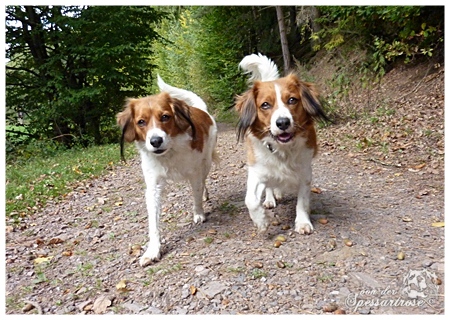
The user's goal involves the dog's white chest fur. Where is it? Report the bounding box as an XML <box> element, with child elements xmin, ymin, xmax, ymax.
<box><xmin>137</xmin><ymin>133</ymin><xmax>199</xmax><ymax>183</ymax></box>
<box><xmin>247</xmin><ymin>133</ymin><xmax>314</xmax><ymax>193</ymax></box>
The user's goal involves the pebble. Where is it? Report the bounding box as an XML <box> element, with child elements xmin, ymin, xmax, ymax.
<box><xmin>323</xmin><ymin>302</ymin><xmax>338</xmax><ymax>312</ymax></box>
<box><xmin>422</xmin><ymin>260</ymin><xmax>433</xmax><ymax>268</ymax></box>
<box><xmin>359</xmin><ymin>308</ymin><xmax>371</xmax><ymax>314</ymax></box>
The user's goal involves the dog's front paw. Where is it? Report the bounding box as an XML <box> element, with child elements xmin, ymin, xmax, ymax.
<box><xmin>295</xmin><ymin>221</ymin><xmax>314</xmax><ymax>235</ymax></box>
<box><xmin>253</xmin><ymin>216</ymin><xmax>270</xmax><ymax>234</ymax></box>
<box><xmin>139</xmin><ymin>244</ymin><xmax>161</xmax><ymax>267</ymax></box>
<box><xmin>193</xmin><ymin>212</ymin><xmax>206</xmax><ymax>224</ymax></box>
<box><xmin>263</xmin><ymin>199</ymin><xmax>276</xmax><ymax>209</ymax></box>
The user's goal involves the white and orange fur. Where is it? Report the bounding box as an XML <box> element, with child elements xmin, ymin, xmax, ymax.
<box><xmin>235</xmin><ymin>53</ymin><xmax>329</xmax><ymax>235</ymax></box>
<box><xmin>117</xmin><ymin>76</ymin><xmax>217</xmax><ymax>267</ymax></box>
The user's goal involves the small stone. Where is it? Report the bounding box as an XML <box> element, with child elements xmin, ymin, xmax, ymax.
<box><xmin>323</xmin><ymin>302</ymin><xmax>338</xmax><ymax>312</ymax></box>
<box><xmin>22</xmin><ymin>303</ymin><xmax>35</xmax><ymax>312</ymax></box>
<box><xmin>253</xmin><ymin>261</ymin><xmax>264</xmax><ymax>268</ymax></box>
<box><xmin>276</xmin><ymin>261</ymin><xmax>285</xmax><ymax>268</ymax></box>
<box><xmin>327</xmin><ymin>239</ymin><xmax>337</xmax><ymax>251</ymax></box>
<box><xmin>344</xmin><ymin>239</ymin><xmax>353</xmax><ymax>247</ymax></box>
<box><xmin>397</xmin><ymin>252</ymin><xmax>405</xmax><ymax>260</ymax></box>
<box><xmin>273</xmin><ymin>240</ymin><xmax>282</xmax><ymax>248</ymax></box>
<box><xmin>422</xmin><ymin>260</ymin><xmax>433</xmax><ymax>268</ymax></box>
<box><xmin>318</xmin><ymin>218</ymin><xmax>328</xmax><ymax>224</ymax></box>
<box><xmin>275</xmin><ymin>235</ymin><xmax>287</xmax><ymax>242</ymax></box>
<box><xmin>334</xmin><ymin>308</ymin><xmax>346</xmax><ymax>314</ymax></box>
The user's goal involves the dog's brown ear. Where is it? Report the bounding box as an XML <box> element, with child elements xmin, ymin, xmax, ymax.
<box><xmin>117</xmin><ymin>99</ymin><xmax>138</xmax><ymax>162</ymax></box>
<box><xmin>117</xmin><ymin>99</ymin><xmax>138</xmax><ymax>142</ymax></box>
<box><xmin>171</xmin><ymin>98</ymin><xmax>197</xmax><ymax>141</ymax></box>
<box><xmin>297</xmin><ymin>78</ymin><xmax>331</xmax><ymax>124</ymax></box>
<box><xmin>235</xmin><ymin>89</ymin><xmax>257</xmax><ymax>142</ymax></box>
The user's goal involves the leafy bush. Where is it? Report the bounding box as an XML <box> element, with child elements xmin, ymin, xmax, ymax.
<box><xmin>315</xmin><ymin>6</ymin><xmax>444</xmax><ymax>75</ymax></box>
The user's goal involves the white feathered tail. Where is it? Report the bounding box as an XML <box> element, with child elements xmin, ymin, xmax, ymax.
<box><xmin>239</xmin><ymin>53</ymin><xmax>280</xmax><ymax>82</ymax></box>
<box><xmin>157</xmin><ymin>75</ymin><xmax>208</xmax><ymax>112</ymax></box>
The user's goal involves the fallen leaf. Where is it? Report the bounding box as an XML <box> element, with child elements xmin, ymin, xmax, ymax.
<box><xmin>273</xmin><ymin>240</ymin><xmax>282</xmax><ymax>248</ymax></box>
<box><xmin>311</xmin><ymin>187</ymin><xmax>322</xmax><ymax>194</ymax></box>
<box><xmin>34</xmin><ymin>256</ymin><xmax>53</xmax><ymax>264</ymax></box>
<box><xmin>402</xmin><ymin>217</ymin><xmax>413</xmax><ymax>222</ymax></box>
<box><xmin>129</xmin><ymin>244</ymin><xmax>141</xmax><ymax>256</ymax></box>
<box><xmin>116</xmin><ymin>279</ymin><xmax>127</xmax><ymax>292</ymax></box>
<box><xmin>431</xmin><ymin>222</ymin><xmax>445</xmax><ymax>228</ymax></box>
<box><xmin>344</xmin><ymin>239</ymin><xmax>353</xmax><ymax>247</ymax></box>
<box><xmin>48</xmin><ymin>237</ymin><xmax>64</xmax><ymax>245</ymax></box>
<box><xmin>72</xmin><ymin>166</ymin><xmax>83</xmax><ymax>175</ymax></box>
<box><xmin>414</xmin><ymin>163</ymin><xmax>426</xmax><ymax>170</ymax></box>
<box><xmin>190</xmin><ymin>285</ymin><xmax>197</xmax><ymax>295</ymax></box>
<box><xmin>92</xmin><ymin>295</ymin><xmax>112</xmax><ymax>314</ymax></box>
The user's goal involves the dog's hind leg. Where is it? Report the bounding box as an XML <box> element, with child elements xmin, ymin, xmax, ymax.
<box><xmin>189</xmin><ymin>177</ymin><xmax>206</xmax><ymax>223</ymax></box>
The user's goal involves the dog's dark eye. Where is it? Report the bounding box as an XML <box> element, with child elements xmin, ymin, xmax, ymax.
<box><xmin>161</xmin><ymin>114</ymin><xmax>171</xmax><ymax>122</ymax></box>
<box><xmin>261</xmin><ymin>102</ymin><xmax>272</xmax><ymax>110</ymax></box>
<box><xmin>137</xmin><ymin>119</ymin><xmax>146</xmax><ymax>127</ymax></box>
<box><xmin>288</xmin><ymin>97</ymin><xmax>298</xmax><ymax>105</ymax></box>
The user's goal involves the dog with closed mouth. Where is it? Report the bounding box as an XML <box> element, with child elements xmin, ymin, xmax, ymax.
<box><xmin>117</xmin><ymin>76</ymin><xmax>218</xmax><ymax>267</ymax></box>
<box><xmin>234</xmin><ymin>53</ymin><xmax>329</xmax><ymax>235</ymax></box>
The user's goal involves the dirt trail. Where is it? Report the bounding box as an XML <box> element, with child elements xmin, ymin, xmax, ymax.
<box><xmin>5</xmin><ymin>63</ymin><xmax>444</xmax><ymax>315</ymax></box>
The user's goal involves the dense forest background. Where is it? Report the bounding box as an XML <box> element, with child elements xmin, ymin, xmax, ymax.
<box><xmin>5</xmin><ymin>6</ymin><xmax>444</xmax><ymax>162</ymax></box>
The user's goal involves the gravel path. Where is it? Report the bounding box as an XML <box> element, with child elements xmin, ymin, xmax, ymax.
<box><xmin>5</xmin><ymin>123</ymin><xmax>444</xmax><ymax>315</ymax></box>
<box><xmin>5</xmin><ymin>64</ymin><xmax>445</xmax><ymax>315</ymax></box>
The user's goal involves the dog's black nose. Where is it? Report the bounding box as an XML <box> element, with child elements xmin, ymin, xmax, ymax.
<box><xmin>276</xmin><ymin>117</ymin><xmax>291</xmax><ymax>131</ymax></box>
<box><xmin>150</xmin><ymin>136</ymin><xmax>163</xmax><ymax>148</ymax></box>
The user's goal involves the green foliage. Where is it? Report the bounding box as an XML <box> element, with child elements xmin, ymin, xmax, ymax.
<box><xmin>152</xmin><ymin>6</ymin><xmax>283</xmax><ymax>121</ymax></box>
<box><xmin>315</xmin><ymin>6</ymin><xmax>444</xmax><ymax>76</ymax></box>
<box><xmin>6</xmin><ymin>6</ymin><xmax>164</xmax><ymax>147</ymax></box>
<box><xmin>308</xmin><ymin>6</ymin><xmax>443</xmax><ymax>121</ymax></box>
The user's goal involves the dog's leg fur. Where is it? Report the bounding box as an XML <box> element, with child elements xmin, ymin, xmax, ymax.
<box><xmin>245</xmin><ymin>168</ymin><xmax>269</xmax><ymax>233</ymax></box>
<box><xmin>263</xmin><ymin>188</ymin><xmax>282</xmax><ymax>209</ymax></box>
<box><xmin>140</xmin><ymin>180</ymin><xmax>164</xmax><ymax>267</ymax></box>
<box><xmin>263</xmin><ymin>188</ymin><xmax>276</xmax><ymax>209</ymax></box>
<box><xmin>294</xmin><ymin>165</ymin><xmax>314</xmax><ymax>235</ymax></box>
<box><xmin>189</xmin><ymin>176</ymin><xmax>206</xmax><ymax>223</ymax></box>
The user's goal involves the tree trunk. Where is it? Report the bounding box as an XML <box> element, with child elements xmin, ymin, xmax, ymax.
<box><xmin>275</xmin><ymin>6</ymin><xmax>290</xmax><ymax>75</ymax></box>
<box><xmin>310</xmin><ymin>6</ymin><xmax>321</xmax><ymax>48</ymax></box>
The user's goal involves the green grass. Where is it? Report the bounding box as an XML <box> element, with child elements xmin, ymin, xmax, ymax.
<box><xmin>5</xmin><ymin>143</ymin><xmax>135</xmax><ymax>218</ymax></box>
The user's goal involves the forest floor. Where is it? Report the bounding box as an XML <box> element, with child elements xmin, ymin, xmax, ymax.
<box><xmin>5</xmin><ymin>57</ymin><xmax>445</xmax><ymax>316</ymax></box>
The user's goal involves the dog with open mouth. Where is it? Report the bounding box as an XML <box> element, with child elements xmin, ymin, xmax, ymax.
<box><xmin>235</xmin><ymin>53</ymin><xmax>329</xmax><ymax>235</ymax></box>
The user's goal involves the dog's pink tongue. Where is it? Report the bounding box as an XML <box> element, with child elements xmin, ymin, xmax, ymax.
<box><xmin>278</xmin><ymin>132</ymin><xmax>292</xmax><ymax>142</ymax></box>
